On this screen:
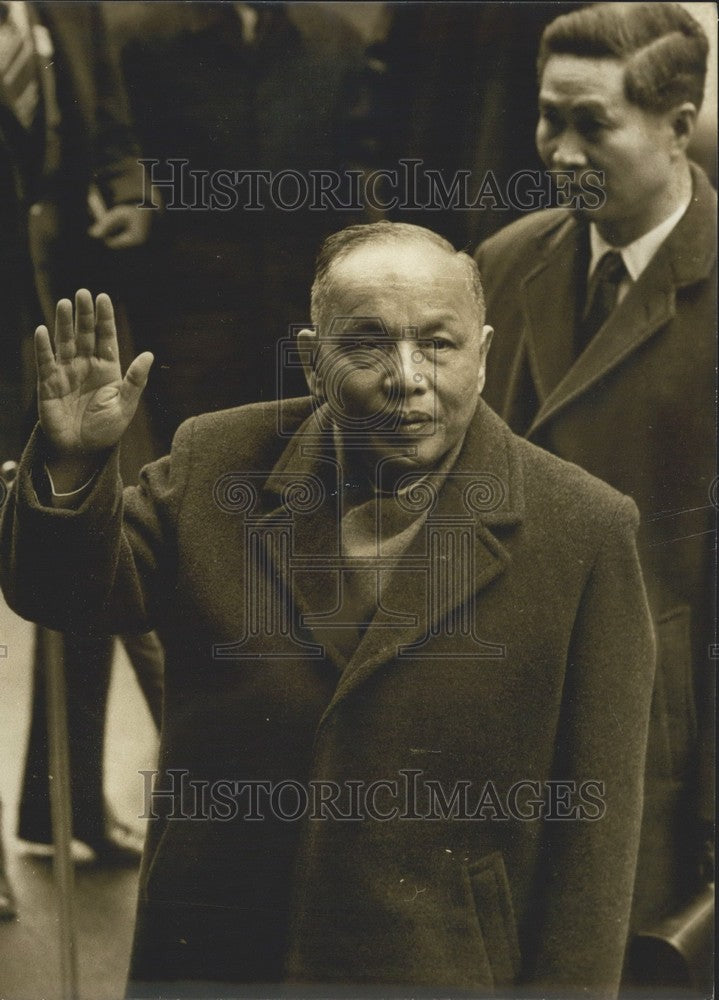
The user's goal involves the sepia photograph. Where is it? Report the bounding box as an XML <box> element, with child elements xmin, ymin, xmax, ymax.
<box><xmin>1</xmin><ymin>2</ymin><xmax>716</xmax><ymax>998</ymax></box>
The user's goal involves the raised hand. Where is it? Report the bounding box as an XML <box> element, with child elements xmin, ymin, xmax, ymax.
<box><xmin>35</xmin><ymin>289</ymin><xmax>153</xmax><ymax>460</ymax></box>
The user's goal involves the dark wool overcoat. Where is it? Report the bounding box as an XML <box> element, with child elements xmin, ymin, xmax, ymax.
<box><xmin>475</xmin><ymin>164</ymin><xmax>717</xmax><ymax>933</ymax></box>
<box><xmin>0</xmin><ymin>398</ymin><xmax>655</xmax><ymax>998</ymax></box>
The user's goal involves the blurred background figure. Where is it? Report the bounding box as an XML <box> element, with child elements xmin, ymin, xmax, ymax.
<box><xmin>372</xmin><ymin>3</ymin><xmax>582</xmax><ymax>249</ymax></box>
<box><xmin>106</xmin><ymin>1</ymin><xmax>375</xmax><ymax>449</ymax></box>
<box><xmin>1</xmin><ymin>0</ymin><xmax>161</xmax><ymax>920</ymax></box>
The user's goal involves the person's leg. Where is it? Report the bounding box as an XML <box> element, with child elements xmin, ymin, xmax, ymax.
<box><xmin>63</xmin><ymin>631</ymin><xmax>114</xmax><ymax>845</ymax></box>
<box><xmin>18</xmin><ymin>628</ymin><xmax>111</xmax><ymax>845</ymax></box>
<box><xmin>17</xmin><ymin>629</ymin><xmax>142</xmax><ymax>863</ymax></box>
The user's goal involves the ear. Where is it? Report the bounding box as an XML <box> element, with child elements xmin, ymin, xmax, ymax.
<box><xmin>668</xmin><ymin>102</ymin><xmax>697</xmax><ymax>155</ymax></box>
<box><xmin>296</xmin><ymin>327</ymin><xmax>319</xmax><ymax>395</ymax></box>
<box><xmin>477</xmin><ymin>325</ymin><xmax>494</xmax><ymax>395</ymax></box>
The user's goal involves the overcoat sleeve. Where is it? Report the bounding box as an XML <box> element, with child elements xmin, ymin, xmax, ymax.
<box><xmin>0</xmin><ymin>417</ymin><xmax>196</xmax><ymax>636</ymax></box>
<box><xmin>528</xmin><ymin>496</ymin><xmax>656</xmax><ymax>996</ymax></box>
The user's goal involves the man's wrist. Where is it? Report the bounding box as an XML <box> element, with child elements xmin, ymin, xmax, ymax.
<box><xmin>45</xmin><ymin>452</ymin><xmax>103</xmax><ymax>495</ymax></box>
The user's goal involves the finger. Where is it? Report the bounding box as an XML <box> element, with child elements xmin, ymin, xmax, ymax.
<box><xmin>88</xmin><ymin>207</ymin><xmax>125</xmax><ymax>240</ymax></box>
<box><xmin>87</xmin><ymin>214</ymin><xmax>115</xmax><ymax>240</ymax></box>
<box><xmin>119</xmin><ymin>352</ymin><xmax>154</xmax><ymax>414</ymax></box>
<box><xmin>94</xmin><ymin>292</ymin><xmax>118</xmax><ymax>360</ymax></box>
<box><xmin>75</xmin><ymin>288</ymin><xmax>96</xmax><ymax>355</ymax></box>
<box><xmin>124</xmin><ymin>352</ymin><xmax>154</xmax><ymax>389</ymax></box>
<box><xmin>101</xmin><ymin>230</ymin><xmax>140</xmax><ymax>250</ymax></box>
<box><xmin>35</xmin><ymin>326</ymin><xmax>57</xmax><ymax>382</ymax></box>
<box><xmin>54</xmin><ymin>298</ymin><xmax>76</xmax><ymax>361</ymax></box>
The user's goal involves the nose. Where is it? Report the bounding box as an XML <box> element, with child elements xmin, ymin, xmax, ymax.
<box><xmin>382</xmin><ymin>340</ymin><xmax>428</xmax><ymax>398</ymax></box>
<box><xmin>547</xmin><ymin>130</ymin><xmax>588</xmax><ymax>171</ymax></box>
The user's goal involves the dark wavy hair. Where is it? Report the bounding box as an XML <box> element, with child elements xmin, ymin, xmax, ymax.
<box><xmin>538</xmin><ymin>2</ymin><xmax>708</xmax><ymax>113</ymax></box>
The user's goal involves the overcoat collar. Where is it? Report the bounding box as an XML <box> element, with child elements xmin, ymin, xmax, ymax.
<box><xmin>258</xmin><ymin>398</ymin><xmax>524</xmax><ymax>722</ymax></box>
<box><xmin>520</xmin><ymin>163</ymin><xmax>716</xmax><ymax>436</ymax></box>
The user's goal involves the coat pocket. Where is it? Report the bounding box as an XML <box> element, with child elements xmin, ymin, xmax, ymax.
<box><xmin>650</xmin><ymin>605</ymin><xmax>697</xmax><ymax>777</ymax></box>
<box><xmin>467</xmin><ymin>851</ymin><xmax>521</xmax><ymax>988</ymax></box>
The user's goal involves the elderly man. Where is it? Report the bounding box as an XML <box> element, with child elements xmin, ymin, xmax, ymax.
<box><xmin>474</xmin><ymin>3</ymin><xmax>716</xmax><ymax>977</ymax></box>
<box><xmin>1</xmin><ymin>222</ymin><xmax>654</xmax><ymax>997</ymax></box>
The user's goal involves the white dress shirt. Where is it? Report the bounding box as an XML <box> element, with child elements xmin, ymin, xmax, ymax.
<box><xmin>588</xmin><ymin>194</ymin><xmax>692</xmax><ymax>305</ymax></box>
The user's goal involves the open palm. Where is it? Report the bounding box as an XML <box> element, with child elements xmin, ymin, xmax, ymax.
<box><xmin>36</xmin><ymin>289</ymin><xmax>153</xmax><ymax>456</ymax></box>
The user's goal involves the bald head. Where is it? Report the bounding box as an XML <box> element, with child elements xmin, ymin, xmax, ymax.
<box><xmin>310</xmin><ymin>222</ymin><xmax>485</xmax><ymax>338</ymax></box>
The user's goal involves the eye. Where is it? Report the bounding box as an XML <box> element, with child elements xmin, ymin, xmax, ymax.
<box><xmin>575</xmin><ymin>114</ymin><xmax>606</xmax><ymax>140</ymax></box>
<box><xmin>538</xmin><ymin>107</ymin><xmax>561</xmax><ymax>133</ymax></box>
<box><xmin>418</xmin><ymin>338</ymin><xmax>450</xmax><ymax>352</ymax></box>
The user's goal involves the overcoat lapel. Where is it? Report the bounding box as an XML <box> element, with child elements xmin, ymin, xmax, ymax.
<box><xmin>526</xmin><ymin>166</ymin><xmax>716</xmax><ymax>437</ymax></box>
<box><xmin>258</xmin><ymin>410</ymin><xmax>348</xmax><ymax>669</ymax></box>
<box><xmin>520</xmin><ymin>218</ymin><xmax>586</xmax><ymax>405</ymax></box>
<box><xmin>528</xmin><ymin>253</ymin><xmax>675</xmax><ymax>435</ymax></box>
<box><xmin>257</xmin><ymin>402</ymin><xmax>524</xmax><ymax>725</ymax></box>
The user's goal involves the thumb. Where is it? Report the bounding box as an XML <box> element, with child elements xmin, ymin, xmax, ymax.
<box><xmin>119</xmin><ymin>351</ymin><xmax>154</xmax><ymax>414</ymax></box>
<box><xmin>88</xmin><ymin>205</ymin><xmax>128</xmax><ymax>240</ymax></box>
<box><xmin>88</xmin><ymin>214</ymin><xmax>113</xmax><ymax>239</ymax></box>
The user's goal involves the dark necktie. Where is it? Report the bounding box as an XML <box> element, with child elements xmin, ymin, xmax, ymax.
<box><xmin>578</xmin><ymin>250</ymin><xmax>628</xmax><ymax>355</ymax></box>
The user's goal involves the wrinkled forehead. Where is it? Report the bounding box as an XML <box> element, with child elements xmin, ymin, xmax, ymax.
<box><xmin>323</xmin><ymin>240</ymin><xmax>479</xmax><ymax>327</ymax></box>
<box><xmin>330</xmin><ymin>239</ymin><xmax>465</xmax><ymax>288</ymax></box>
<box><xmin>316</xmin><ymin>245</ymin><xmax>482</xmax><ymax>348</ymax></box>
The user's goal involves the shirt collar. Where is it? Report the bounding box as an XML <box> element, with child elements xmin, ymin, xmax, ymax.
<box><xmin>589</xmin><ymin>194</ymin><xmax>692</xmax><ymax>282</ymax></box>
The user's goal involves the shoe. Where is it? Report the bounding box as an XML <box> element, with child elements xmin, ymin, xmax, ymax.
<box><xmin>81</xmin><ymin>818</ymin><xmax>144</xmax><ymax>868</ymax></box>
<box><xmin>18</xmin><ymin>799</ymin><xmax>144</xmax><ymax>868</ymax></box>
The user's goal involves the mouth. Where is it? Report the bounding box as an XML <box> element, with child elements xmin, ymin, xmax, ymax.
<box><xmin>395</xmin><ymin>411</ymin><xmax>433</xmax><ymax>433</ymax></box>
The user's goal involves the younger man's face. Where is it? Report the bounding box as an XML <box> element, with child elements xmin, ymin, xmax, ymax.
<box><xmin>536</xmin><ymin>55</ymin><xmax>682</xmax><ymax>243</ymax></box>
